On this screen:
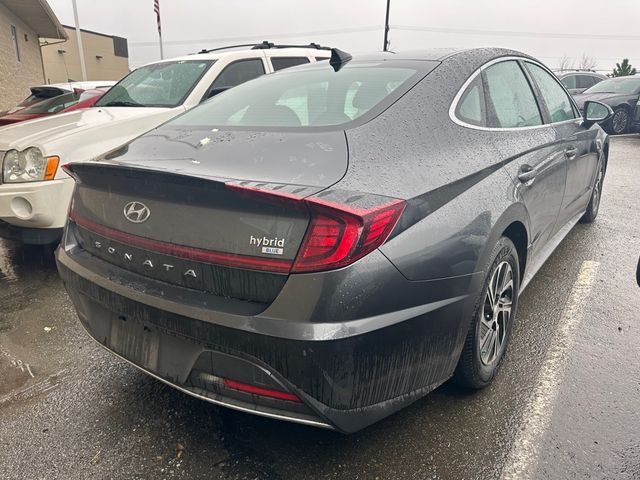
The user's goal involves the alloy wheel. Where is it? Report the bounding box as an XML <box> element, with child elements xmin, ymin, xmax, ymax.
<box><xmin>480</xmin><ymin>261</ymin><xmax>514</xmax><ymax>365</ymax></box>
<box><xmin>612</xmin><ymin>110</ymin><xmax>629</xmax><ymax>134</ymax></box>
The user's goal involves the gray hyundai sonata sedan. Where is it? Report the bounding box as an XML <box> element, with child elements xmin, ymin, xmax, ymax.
<box><xmin>57</xmin><ymin>47</ymin><xmax>612</xmax><ymax>433</ymax></box>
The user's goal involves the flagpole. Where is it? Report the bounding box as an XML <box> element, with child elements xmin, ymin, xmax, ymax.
<box><xmin>383</xmin><ymin>0</ymin><xmax>391</xmax><ymax>52</ymax></box>
<box><xmin>154</xmin><ymin>0</ymin><xmax>164</xmax><ymax>60</ymax></box>
<box><xmin>71</xmin><ymin>0</ymin><xmax>88</xmax><ymax>80</ymax></box>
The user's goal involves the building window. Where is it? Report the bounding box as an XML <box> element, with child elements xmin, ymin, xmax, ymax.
<box><xmin>113</xmin><ymin>36</ymin><xmax>129</xmax><ymax>58</ymax></box>
<box><xmin>11</xmin><ymin>25</ymin><xmax>20</xmax><ymax>62</ymax></box>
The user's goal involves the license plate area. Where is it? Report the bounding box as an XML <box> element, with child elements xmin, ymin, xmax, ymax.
<box><xmin>109</xmin><ymin>315</ymin><xmax>160</xmax><ymax>372</ymax></box>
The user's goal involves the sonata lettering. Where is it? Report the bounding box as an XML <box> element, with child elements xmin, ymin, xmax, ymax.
<box><xmin>93</xmin><ymin>243</ymin><xmax>197</xmax><ymax>278</ymax></box>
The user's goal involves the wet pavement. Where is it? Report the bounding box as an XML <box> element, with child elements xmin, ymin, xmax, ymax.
<box><xmin>1</xmin><ymin>136</ymin><xmax>638</xmax><ymax>480</ymax></box>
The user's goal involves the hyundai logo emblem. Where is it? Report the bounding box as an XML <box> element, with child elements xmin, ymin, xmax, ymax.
<box><xmin>123</xmin><ymin>201</ymin><xmax>151</xmax><ymax>223</ymax></box>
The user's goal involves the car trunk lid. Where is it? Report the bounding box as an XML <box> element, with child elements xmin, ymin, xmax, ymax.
<box><xmin>65</xmin><ymin>129</ymin><xmax>349</xmax><ymax>303</ymax></box>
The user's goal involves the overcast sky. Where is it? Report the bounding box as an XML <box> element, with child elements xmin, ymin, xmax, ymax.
<box><xmin>48</xmin><ymin>0</ymin><xmax>640</xmax><ymax>73</ymax></box>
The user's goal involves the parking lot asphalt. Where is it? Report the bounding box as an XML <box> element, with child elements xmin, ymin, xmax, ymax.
<box><xmin>0</xmin><ymin>136</ymin><xmax>638</xmax><ymax>480</ymax></box>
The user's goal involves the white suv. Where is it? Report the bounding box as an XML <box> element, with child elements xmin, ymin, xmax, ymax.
<box><xmin>0</xmin><ymin>42</ymin><xmax>331</xmax><ymax>244</ymax></box>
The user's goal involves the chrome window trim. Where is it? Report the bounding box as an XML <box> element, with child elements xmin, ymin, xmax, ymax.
<box><xmin>449</xmin><ymin>56</ymin><xmax>582</xmax><ymax>132</ymax></box>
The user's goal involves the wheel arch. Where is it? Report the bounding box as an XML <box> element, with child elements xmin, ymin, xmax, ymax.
<box><xmin>475</xmin><ymin>203</ymin><xmax>530</xmax><ymax>283</ymax></box>
<box><xmin>502</xmin><ymin>221</ymin><xmax>528</xmax><ymax>282</ymax></box>
<box><xmin>614</xmin><ymin>102</ymin><xmax>632</xmax><ymax>112</ymax></box>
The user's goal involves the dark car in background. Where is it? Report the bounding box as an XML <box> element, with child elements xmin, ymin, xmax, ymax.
<box><xmin>573</xmin><ymin>76</ymin><xmax>640</xmax><ymax>134</ymax></box>
<box><xmin>557</xmin><ymin>71</ymin><xmax>607</xmax><ymax>95</ymax></box>
<box><xmin>58</xmin><ymin>48</ymin><xmax>612</xmax><ymax>433</ymax></box>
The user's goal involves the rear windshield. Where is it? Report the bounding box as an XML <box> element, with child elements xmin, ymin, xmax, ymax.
<box><xmin>95</xmin><ymin>60</ymin><xmax>213</xmax><ymax>108</ymax></box>
<box><xmin>20</xmin><ymin>92</ymin><xmax>79</xmax><ymax>114</ymax></box>
<box><xmin>584</xmin><ymin>77</ymin><xmax>640</xmax><ymax>95</ymax></box>
<box><xmin>170</xmin><ymin>64</ymin><xmax>419</xmax><ymax>129</ymax></box>
<box><xmin>16</xmin><ymin>89</ymin><xmax>65</xmax><ymax>107</ymax></box>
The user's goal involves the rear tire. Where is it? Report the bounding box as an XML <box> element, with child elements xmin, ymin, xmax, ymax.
<box><xmin>454</xmin><ymin>237</ymin><xmax>520</xmax><ymax>389</ymax></box>
<box><xmin>580</xmin><ymin>157</ymin><xmax>606</xmax><ymax>223</ymax></box>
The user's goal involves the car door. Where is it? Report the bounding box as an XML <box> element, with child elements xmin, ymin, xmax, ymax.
<box><xmin>523</xmin><ymin>61</ymin><xmax>598</xmax><ymax>224</ymax></box>
<box><xmin>480</xmin><ymin>59</ymin><xmax>568</xmax><ymax>259</ymax></box>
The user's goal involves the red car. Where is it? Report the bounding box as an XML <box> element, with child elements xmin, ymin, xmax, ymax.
<box><xmin>0</xmin><ymin>88</ymin><xmax>108</xmax><ymax>127</ymax></box>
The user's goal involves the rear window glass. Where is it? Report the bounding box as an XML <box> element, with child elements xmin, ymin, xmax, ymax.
<box><xmin>20</xmin><ymin>92</ymin><xmax>79</xmax><ymax>114</ymax></box>
<box><xmin>171</xmin><ymin>65</ymin><xmax>418</xmax><ymax>129</ymax></box>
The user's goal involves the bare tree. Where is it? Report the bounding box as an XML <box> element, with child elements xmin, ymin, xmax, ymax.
<box><xmin>578</xmin><ymin>53</ymin><xmax>597</xmax><ymax>71</ymax></box>
<box><xmin>558</xmin><ymin>55</ymin><xmax>574</xmax><ymax>72</ymax></box>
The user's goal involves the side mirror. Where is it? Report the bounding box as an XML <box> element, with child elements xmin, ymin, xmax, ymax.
<box><xmin>582</xmin><ymin>100</ymin><xmax>613</xmax><ymax>127</ymax></box>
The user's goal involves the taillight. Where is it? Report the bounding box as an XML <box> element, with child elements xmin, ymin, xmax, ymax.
<box><xmin>292</xmin><ymin>197</ymin><xmax>405</xmax><ymax>273</ymax></box>
<box><xmin>227</xmin><ymin>182</ymin><xmax>405</xmax><ymax>273</ymax></box>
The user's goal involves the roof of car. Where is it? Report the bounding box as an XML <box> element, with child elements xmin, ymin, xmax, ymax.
<box><xmin>557</xmin><ymin>71</ymin><xmax>607</xmax><ymax>78</ymax></box>
<box><xmin>138</xmin><ymin>46</ymin><xmax>535</xmax><ymax>69</ymax></box>
<box><xmin>342</xmin><ymin>47</ymin><xmax>537</xmax><ymax>62</ymax></box>
<box><xmin>143</xmin><ymin>44</ymin><xmax>333</xmax><ymax>67</ymax></box>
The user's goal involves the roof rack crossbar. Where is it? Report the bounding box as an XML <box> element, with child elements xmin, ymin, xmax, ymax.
<box><xmin>194</xmin><ymin>41</ymin><xmax>331</xmax><ymax>55</ymax></box>
<box><xmin>251</xmin><ymin>41</ymin><xmax>331</xmax><ymax>51</ymax></box>
<box><xmin>196</xmin><ymin>43</ymin><xmax>260</xmax><ymax>54</ymax></box>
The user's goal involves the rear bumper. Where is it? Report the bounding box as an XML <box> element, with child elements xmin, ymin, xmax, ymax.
<box><xmin>57</xmin><ymin>241</ymin><xmax>481</xmax><ymax>432</ymax></box>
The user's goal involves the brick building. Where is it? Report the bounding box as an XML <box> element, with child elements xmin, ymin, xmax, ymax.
<box><xmin>0</xmin><ymin>0</ymin><xmax>66</xmax><ymax>112</ymax></box>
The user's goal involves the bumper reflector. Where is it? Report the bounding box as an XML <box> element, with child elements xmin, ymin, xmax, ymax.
<box><xmin>223</xmin><ymin>378</ymin><xmax>302</xmax><ymax>403</ymax></box>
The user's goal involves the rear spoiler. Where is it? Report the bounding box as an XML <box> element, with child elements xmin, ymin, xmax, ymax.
<box><xmin>30</xmin><ymin>86</ymin><xmax>70</xmax><ymax>98</ymax></box>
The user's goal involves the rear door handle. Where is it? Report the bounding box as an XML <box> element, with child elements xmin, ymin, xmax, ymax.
<box><xmin>565</xmin><ymin>146</ymin><xmax>578</xmax><ymax>159</ymax></box>
<box><xmin>517</xmin><ymin>165</ymin><xmax>537</xmax><ymax>183</ymax></box>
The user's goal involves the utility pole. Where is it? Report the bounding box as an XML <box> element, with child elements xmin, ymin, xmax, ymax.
<box><xmin>383</xmin><ymin>0</ymin><xmax>391</xmax><ymax>51</ymax></box>
<box><xmin>71</xmin><ymin>0</ymin><xmax>87</xmax><ymax>81</ymax></box>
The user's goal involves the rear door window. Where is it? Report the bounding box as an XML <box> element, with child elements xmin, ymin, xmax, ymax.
<box><xmin>271</xmin><ymin>57</ymin><xmax>310</xmax><ymax>71</ymax></box>
<box><xmin>560</xmin><ymin>75</ymin><xmax>577</xmax><ymax>89</ymax></box>
<box><xmin>483</xmin><ymin>60</ymin><xmax>542</xmax><ymax>128</ymax></box>
<box><xmin>525</xmin><ymin>62</ymin><xmax>577</xmax><ymax>123</ymax></box>
<box><xmin>577</xmin><ymin>75</ymin><xmax>597</xmax><ymax>89</ymax></box>
<box><xmin>205</xmin><ymin>58</ymin><xmax>266</xmax><ymax>99</ymax></box>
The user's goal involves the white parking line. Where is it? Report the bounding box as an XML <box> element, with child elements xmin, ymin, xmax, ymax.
<box><xmin>501</xmin><ymin>260</ymin><xmax>599</xmax><ymax>480</ymax></box>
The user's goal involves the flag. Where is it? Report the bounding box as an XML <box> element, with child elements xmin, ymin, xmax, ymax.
<box><xmin>154</xmin><ymin>0</ymin><xmax>161</xmax><ymax>35</ymax></box>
